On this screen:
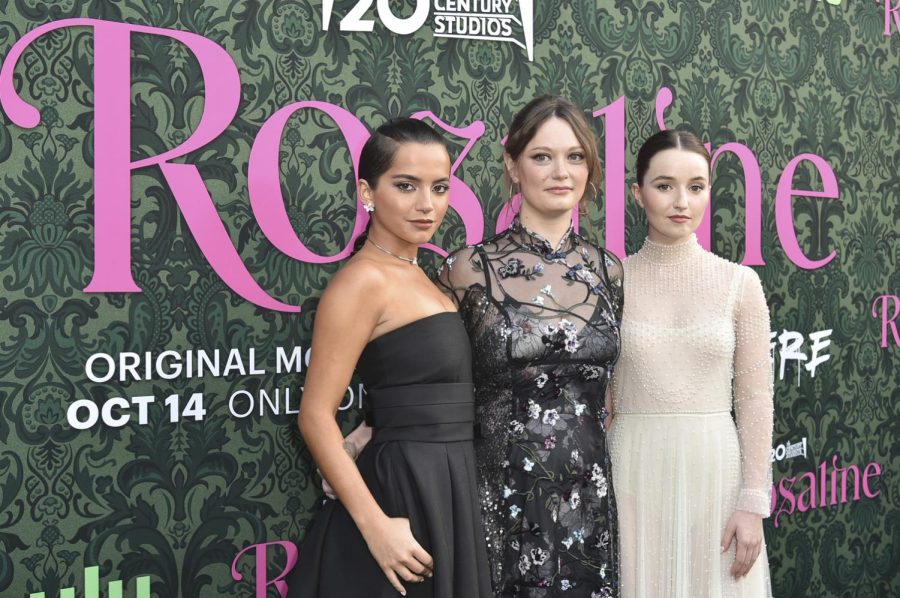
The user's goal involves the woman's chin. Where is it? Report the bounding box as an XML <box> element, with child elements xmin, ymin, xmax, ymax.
<box><xmin>392</xmin><ymin>230</ymin><xmax>435</xmax><ymax>247</ymax></box>
<box><xmin>529</xmin><ymin>196</ymin><xmax>580</xmax><ymax>217</ymax></box>
<box><xmin>653</xmin><ymin>224</ymin><xmax>695</xmax><ymax>244</ymax></box>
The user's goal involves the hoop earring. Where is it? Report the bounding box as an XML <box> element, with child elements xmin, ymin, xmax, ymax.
<box><xmin>578</xmin><ymin>182</ymin><xmax>599</xmax><ymax>214</ymax></box>
<box><xmin>508</xmin><ymin>182</ymin><xmax>520</xmax><ymax>202</ymax></box>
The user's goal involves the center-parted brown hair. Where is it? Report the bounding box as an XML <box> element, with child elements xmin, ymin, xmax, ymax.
<box><xmin>635</xmin><ymin>129</ymin><xmax>711</xmax><ymax>186</ymax></box>
<box><xmin>504</xmin><ymin>95</ymin><xmax>603</xmax><ymax>208</ymax></box>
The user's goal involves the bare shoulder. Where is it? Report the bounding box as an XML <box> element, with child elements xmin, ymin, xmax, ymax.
<box><xmin>328</xmin><ymin>256</ymin><xmax>389</xmax><ymax>292</ymax></box>
<box><xmin>317</xmin><ymin>257</ymin><xmax>390</xmax><ymax>316</ymax></box>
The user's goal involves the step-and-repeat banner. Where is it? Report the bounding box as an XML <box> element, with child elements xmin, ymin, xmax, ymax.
<box><xmin>0</xmin><ymin>1</ymin><xmax>897</xmax><ymax>596</ymax></box>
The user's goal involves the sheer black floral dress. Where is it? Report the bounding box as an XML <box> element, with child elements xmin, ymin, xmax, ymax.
<box><xmin>437</xmin><ymin>216</ymin><xmax>623</xmax><ymax>597</ymax></box>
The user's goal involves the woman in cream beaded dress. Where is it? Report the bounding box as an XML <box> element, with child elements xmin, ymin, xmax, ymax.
<box><xmin>608</xmin><ymin>130</ymin><xmax>774</xmax><ymax>597</ymax></box>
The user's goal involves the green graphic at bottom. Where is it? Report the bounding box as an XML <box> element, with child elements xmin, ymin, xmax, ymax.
<box><xmin>28</xmin><ymin>567</ymin><xmax>151</xmax><ymax>598</ymax></box>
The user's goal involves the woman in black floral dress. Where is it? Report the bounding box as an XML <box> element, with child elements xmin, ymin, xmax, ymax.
<box><xmin>330</xmin><ymin>97</ymin><xmax>621</xmax><ymax>596</ymax></box>
<box><xmin>437</xmin><ymin>95</ymin><xmax>622</xmax><ymax>597</ymax></box>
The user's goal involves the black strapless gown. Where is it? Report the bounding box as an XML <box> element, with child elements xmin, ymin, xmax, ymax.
<box><xmin>287</xmin><ymin>312</ymin><xmax>492</xmax><ymax>598</ymax></box>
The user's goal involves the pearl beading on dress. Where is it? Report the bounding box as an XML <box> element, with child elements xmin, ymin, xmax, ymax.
<box><xmin>608</xmin><ymin>234</ymin><xmax>775</xmax><ymax>597</ymax></box>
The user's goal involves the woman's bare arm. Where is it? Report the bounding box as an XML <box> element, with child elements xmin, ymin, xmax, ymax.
<box><xmin>299</xmin><ymin>262</ymin><xmax>432</xmax><ymax>593</ymax></box>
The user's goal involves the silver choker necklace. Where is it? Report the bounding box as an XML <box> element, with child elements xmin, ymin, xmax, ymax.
<box><xmin>367</xmin><ymin>238</ymin><xmax>418</xmax><ymax>266</ymax></box>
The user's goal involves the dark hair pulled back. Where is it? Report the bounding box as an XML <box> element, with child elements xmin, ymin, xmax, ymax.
<box><xmin>634</xmin><ymin>129</ymin><xmax>711</xmax><ymax>186</ymax></box>
<box><xmin>352</xmin><ymin>118</ymin><xmax>447</xmax><ymax>253</ymax></box>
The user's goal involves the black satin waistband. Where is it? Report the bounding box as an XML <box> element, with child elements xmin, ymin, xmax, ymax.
<box><xmin>365</xmin><ymin>383</ymin><xmax>475</xmax><ymax>443</ymax></box>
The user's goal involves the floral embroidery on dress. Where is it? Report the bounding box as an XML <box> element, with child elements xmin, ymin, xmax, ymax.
<box><xmin>437</xmin><ymin>215</ymin><xmax>624</xmax><ymax>597</ymax></box>
<box><xmin>498</xmin><ymin>256</ymin><xmax>546</xmax><ymax>281</ymax></box>
<box><xmin>541</xmin><ymin>319</ymin><xmax>581</xmax><ymax>354</ymax></box>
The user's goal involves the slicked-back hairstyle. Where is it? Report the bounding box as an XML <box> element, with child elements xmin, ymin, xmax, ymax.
<box><xmin>352</xmin><ymin>118</ymin><xmax>448</xmax><ymax>253</ymax></box>
<box><xmin>358</xmin><ymin>118</ymin><xmax>447</xmax><ymax>188</ymax></box>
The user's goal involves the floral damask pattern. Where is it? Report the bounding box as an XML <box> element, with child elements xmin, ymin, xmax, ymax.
<box><xmin>0</xmin><ymin>1</ymin><xmax>896</xmax><ymax>596</ymax></box>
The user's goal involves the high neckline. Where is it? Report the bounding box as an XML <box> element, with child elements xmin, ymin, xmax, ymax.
<box><xmin>637</xmin><ymin>234</ymin><xmax>702</xmax><ymax>265</ymax></box>
<box><xmin>509</xmin><ymin>215</ymin><xmax>578</xmax><ymax>258</ymax></box>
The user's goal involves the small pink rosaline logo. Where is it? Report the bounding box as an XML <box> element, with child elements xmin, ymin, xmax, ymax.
<box><xmin>770</xmin><ymin>454</ymin><xmax>883</xmax><ymax>528</ymax></box>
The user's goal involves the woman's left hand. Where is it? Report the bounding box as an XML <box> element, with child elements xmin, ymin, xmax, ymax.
<box><xmin>720</xmin><ymin>510</ymin><xmax>764</xmax><ymax>578</ymax></box>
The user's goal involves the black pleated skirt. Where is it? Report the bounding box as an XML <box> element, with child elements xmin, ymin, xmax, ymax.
<box><xmin>287</xmin><ymin>379</ymin><xmax>492</xmax><ymax>598</ymax></box>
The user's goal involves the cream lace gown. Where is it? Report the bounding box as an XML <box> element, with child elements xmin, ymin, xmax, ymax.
<box><xmin>608</xmin><ymin>235</ymin><xmax>773</xmax><ymax>597</ymax></box>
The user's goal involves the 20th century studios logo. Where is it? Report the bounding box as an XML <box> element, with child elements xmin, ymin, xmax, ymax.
<box><xmin>322</xmin><ymin>0</ymin><xmax>535</xmax><ymax>60</ymax></box>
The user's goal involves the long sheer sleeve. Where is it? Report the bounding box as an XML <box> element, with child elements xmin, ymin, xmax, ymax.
<box><xmin>435</xmin><ymin>220</ymin><xmax>623</xmax><ymax>594</ymax></box>
<box><xmin>603</xmin><ymin>249</ymin><xmax>624</xmax><ymax>325</ymax></box>
<box><xmin>435</xmin><ymin>245</ymin><xmax>486</xmax><ymax>309</ymax></box>
<box><xmin>732</xmin><ymin>268</ymin><xmax>774</xmax><ymax>516</ymax></box>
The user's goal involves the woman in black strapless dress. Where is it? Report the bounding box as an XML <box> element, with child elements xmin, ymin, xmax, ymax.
<box><xmin>291</xmin><ymin>313</ymin><xmax>488</xmax><ymax>597</ymax></box>
<box><xmin>286</xmin><ymin>119</ymin><xmax>491</xmax><ymax>598</ymax></box>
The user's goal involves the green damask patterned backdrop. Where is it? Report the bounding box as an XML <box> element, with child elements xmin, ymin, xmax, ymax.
<box><xmin>0</xmin><ymin>1</ymin><xmax>897</xmax><ymax>596</ymax></box>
